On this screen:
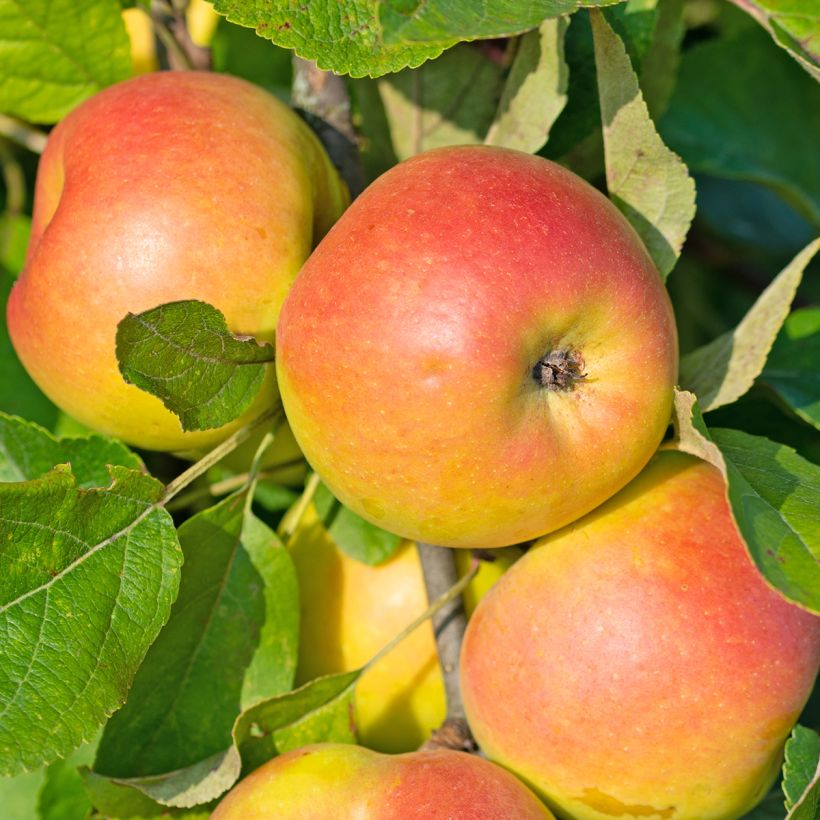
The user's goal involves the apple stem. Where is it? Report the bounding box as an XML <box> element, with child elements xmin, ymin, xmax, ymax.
<box><xmin>162</xmin><ymin>404</ymin><xmax>283</xmax><ymax>503</ymax></box>
<box><xmin>417</xmin><ymin>543</ymin><xmax>478</xmax><ymax>753</ymax></box>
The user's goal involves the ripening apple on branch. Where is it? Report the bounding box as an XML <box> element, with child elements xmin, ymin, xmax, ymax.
<box><xmin>275</xmin><ymin>145</ymin><xmax>678</xmax><ymax>548</ymax></box>
<box><xmin>460</xmin><ymin>451</ymin><xmax>820</xmax><ymax>820</ymax></box>
<box><xmin>7</xmin><ymin>71</ymin><xmax>348</xmax><ymax>452</ymax></box>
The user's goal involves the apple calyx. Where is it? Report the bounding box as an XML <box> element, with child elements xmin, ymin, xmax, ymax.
<box><xmin>532</xmin><ymin>349</ymin><xmax>587</xmax><ymax>391</ymax></box>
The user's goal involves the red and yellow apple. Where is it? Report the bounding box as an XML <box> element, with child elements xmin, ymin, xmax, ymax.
<box><xmin>276</xmin><ymin>145</ymin><xmax>678</xmax><ymax>547</ymax></box>
<box><xmin>211</xmin><ymin>743</ymin><xmax>553</xmax><ymax>819</ymax></box>
<box><xmin>289</xmin><ymin>503</ymin><xmax>520</xmax><ymax>752</ymax></box>
<box><xmin>460</xmin><ymin>451</ymin><xmax>820</xmax><ymax>820</ymax></box>
<box><xmin>8</xmin><ymin>71</ymin><xmax>347</xmax><ymax>451</ymax></box>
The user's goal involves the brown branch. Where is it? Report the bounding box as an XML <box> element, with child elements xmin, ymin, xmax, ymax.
<box><xmin>291</xmin><ymin>57</ymin><xmax>365</xmax><ymax>198</ymax></box>
<box><xmin>150</xmin><ymin>0</ymin><xmax>212</xmax><ymax>72</ymax></box>
<box><xmin>416</xmin><ymin>543</ymin><xmax>477</xmax><ymax>753</ymax></box>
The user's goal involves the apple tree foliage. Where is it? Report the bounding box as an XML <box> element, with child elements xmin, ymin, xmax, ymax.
<box><xmin>0</xmin><ymin>0</ymin><xmax>818</xmax><ymax>817</ymax></box>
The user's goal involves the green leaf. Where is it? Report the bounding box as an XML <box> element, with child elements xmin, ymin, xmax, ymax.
<box><xmin>92</xmin><ymin>488</ymin><xmax>298</xmax><ymax>806</ymax></box>
<box><xmin>541</xmin><ymin>11</ymin><xmax>599</xmax><ymax>162</ymax></box>
<box><xmin>713</xmin><ymin>428</ymin><xmax>820</xmax><ymax>614</ymax></box>
<box><xmin>591</xmin><ymin>8</ymin><xmax>696</xmax><ymax>278</ymax></box>
<box><xmin>210</xmin><ymin>0</ymin><xmax>453</xmax><ymax>78</ymax></box>
<box><xmin>0</xmin><ymin>0</ymin><xmax>132</xmax><ymax>123</ymax></box>
<box><xmin>0</xmin><ymin>767</ymin><xmax>45</xmax><ymax>820</ymax></box>
<box><xmin>484</xmin><ymin>17</ymin><xmax>569</xmax><ymax>154</ymax></box>
<box><xmin>380</xmin><ymin>0</ymin><xmax>577</xmax><ymax>45</ymax></box>
<box><xmin>543</xmin><ymin>1</ymin><xmax>683</xmax><ymax>165</ymax></box>
<box><xmin>762</xmin><ymin>307</ymin><xmax>820</xmax><ymax>431</ymax></box>
<box><xmin>270</xmin><ymin>685</ymin><xmax>356</xmax><ymax>756</ymax></box>
<box><xmin>668</xmin><ymin>391</ymin><xmax>820</xmax><ymax>613</ymax></box>
<box><xmin>0</xmin><ymin>466</ymin><xmax>182</xmax><ymax>776</ymax></box>
<box><xmin>680</xmin><ymin>238</ymin><xmax>819</xmax><ymax>412</ymax></box>
<box><xmin>667</xmin><ymin>389</ymin><xmax>726</xmax><ymax>470</ymax></box>
<box><xmin>82</xmin><ymin>767</ymin><xmax>213</xmax><ymax>818</ymax></box>
<box><xmin>730</xmin><ymin>0</ymin><xmax>819</xmax><ymax>81</ymax></box>
<box><xmin>235</xmin><ymin>671</ymin><xmax>360</xmax><ymax>773</ymax></box>
<box><xmin>375</xmin><ymin>43</ymin><xmax>504</xmax><ymax>160</ymax></box>
<box><xmin>38</xmin><ymin>736</ymin><xmax>99</xmax><ymax>820</ymax></box>
<box><xmin>211</xmin><ymin>14</ymin><xmax>293</xmax><ymax>99</ymax></box>
<box><xmin>116</xmin><ymin>300</ymin><xmax>274</xmax><ymax>433</ymax></box>
<box><xmin>0</xmin><ymin>412</ymin><xmax>143</xmax><ymax>486</ymax></box>
<box><xmin>661</xmin><ymin>26</ymin><xmax>820</xmax><ymax>226</ymax></box>
<box><xmin>784</xmin><ymin>726</ymin><xmax>820</xmax><ymax>819</ymax></box>
<box><xmin>612</xmin><ymin>0</ymin><xmax>685</xmax><ymax>116</ymax></box>
<box><xmin>314</xmin><ymin>484</ymin><xmax>402</xmax><ymax>566</ymax></box>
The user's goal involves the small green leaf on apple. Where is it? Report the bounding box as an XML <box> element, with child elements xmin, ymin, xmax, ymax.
<box><xmin>762</xmin><ymin>307</ymin><xmax>820</xmax><ymax>432</ymax></box>
<box><xmin>784</xmin><ymin>725</ymin><xmax>820</xmax><ymax>819</ymax></box>
<box><xmin>116</xmin><ymin>300</ymin><xmax>274</xmax><ymax>432</ymax></box>
<box><xmin>680</xmin><ymin>238</ymin><xmax>819</xmax><ymax>412</ymax></box>
<box><xmin>485</xmin><ymin>17</ymin><xmax>569</xmax><ymax>155</ymax></box>
<box><xmin>591</xmin><ymin>8</ymin><xmax>696</xmax><ymax>278</ymax></box>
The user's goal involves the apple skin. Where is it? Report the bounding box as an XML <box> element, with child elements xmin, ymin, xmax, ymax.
<box><xmin>211</xmin><ymin>743</ymin><xmax>554</xmax><ymax>819</ymax></box>
<box><xmin>289</xmin><ymin>504</ymin><xmax>520</xmax><ymax>752</ymax></box>
<box><xmin>460</xmin><ymin>451</ymin><xmax>820</xmax><ymax>820</ymax></box>
<box><xmin>276</xmin><ymin>145</ymin><xmax>678</xmax><ymax>548</ymax></box>
<box><xmin>8</xmin><ymin>71</ymin><xmax>347</xmax><ymax>451</ymax></box>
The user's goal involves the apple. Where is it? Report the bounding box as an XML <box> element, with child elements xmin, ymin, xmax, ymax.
<box><xmin>290</xmin><ymin>503</ymin><xmax>520</xmax><ymax>751</ymax></box>
<box><xmin>8</xmin><ymin>71</ymin><xmax>348</xmax><ymax>451</ymax></box>
<box><xmin>211</xmin><ymin>743</ymin><xmax>554</xmax><ymax>819</ymax></box>
<box><xmin>460</xmin><ymin>451</ymin><xmax>820</xmax><ymax>820</ymax></box>
<box><xmin>276</xmin><ymin>145</ymin><xmax>678</xmax><ymax>548</ymax></box>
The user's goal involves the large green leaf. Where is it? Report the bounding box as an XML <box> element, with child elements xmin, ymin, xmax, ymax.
<box><xmin>762</xmin><ymin>307</ymin><xmax>820</xmax><ymax>431</ymax></box>
<box><xmin>92</xmin><ymin>488</ymin><xmax>298</xmax><ymax>806</ymax></box>
<box><xmin>209</xmin><ymin>0</ymin><xmax>620</xmax><ymax>78</ymax></box>
<box><xmin>680</xmin><ymin>239</ymin><xmax>819</xmax><ymax>411</ymax></box>
<box><xmin>590</xmin><ymin>9</ymin><xmax>695</xmax><ymax>278</ymax></box>
<box><xmin>116</xmin><ymin>300</ymin><xmax>274</xmax><ymax>432</ymax></box>
<box><xmin>0</xmin><ymin>466</ymin><xmax>182</xmax><ymax>775</ymax></box>
<box><xmin>0</xmin><ymin>0</ymin><xmax>131</xmax><ymax>123</ymax></box>
<box><xmin>210</xmin><ymin>0</ymin><xmax>453</xmax><ymax>78</ymax></box>
<box><xmin>661</xmin><ymin>26</ymin><xmax>820</xmax><ymax>226</ymax></box>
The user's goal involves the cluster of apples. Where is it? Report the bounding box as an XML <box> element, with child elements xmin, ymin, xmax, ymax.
<box><xmin>8</xmin><ymin>72</ymin><xmax>819</xmax><ymax>820</ymax></box>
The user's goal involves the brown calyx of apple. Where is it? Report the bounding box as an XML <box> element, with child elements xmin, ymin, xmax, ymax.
<box><xmin>532</xmin><ymin>349</ymin><xmax>587</xmax><ymax>390</ymax></box>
